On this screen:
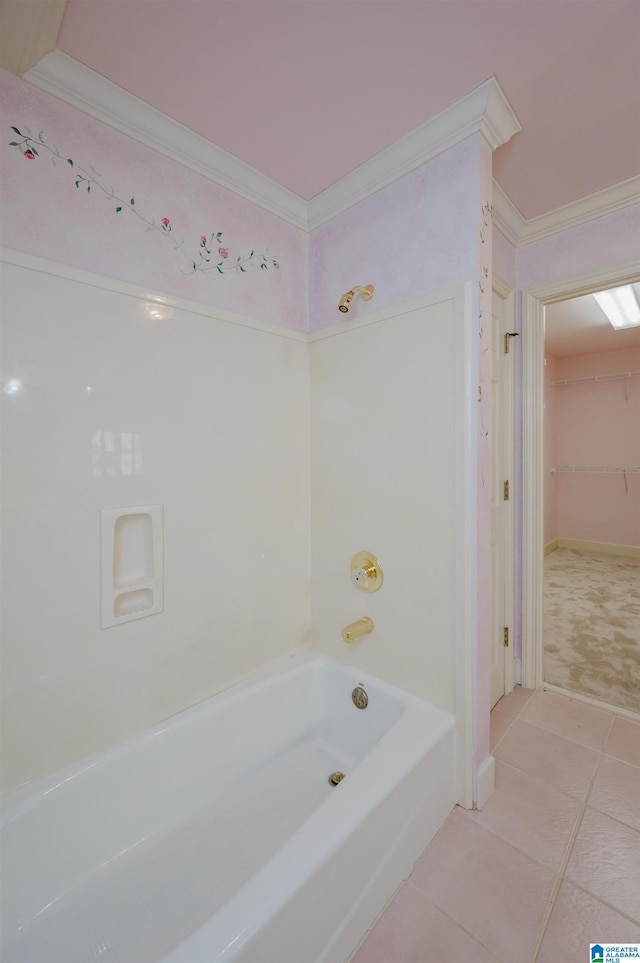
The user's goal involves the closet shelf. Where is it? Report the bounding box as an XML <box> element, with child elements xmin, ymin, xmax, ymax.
<box><xmin>551</xmin><ymin>466</ymin><xmax>640</xmax><ymax>473</ymax></box>
<box><xmin>549</xmin><ymin>371</ymin><xmax>640</xmax><ymax>387</ymax></box>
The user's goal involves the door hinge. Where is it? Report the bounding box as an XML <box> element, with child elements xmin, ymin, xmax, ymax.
<box><xmin>503</xmin><ymin>480</ymin><xmax>510</xmax><ymax>501</ymax></box>
<box><xmin>504</xmin><ymin>627</ymin><xmax>509</xmax><ymax>647</ymax></box>
<box><xmin>504</xmin><ymin>332</ymin><xmax>520</xmax><ymax>354</ymax></box>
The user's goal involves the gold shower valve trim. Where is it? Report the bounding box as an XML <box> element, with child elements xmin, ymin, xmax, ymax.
<box><xmin>350</xmin><ymin>551</ymin><xmax>383</xmax><ymax>592</ymax></box>
<box><xmin>338</xmin><ymin>284</ymin><xmax>375</xmax><ymax>313</ymax></box>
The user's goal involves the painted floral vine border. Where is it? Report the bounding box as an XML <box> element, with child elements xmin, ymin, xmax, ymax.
<box><xmin>8</xmin><ymin>125</ymin><xmax>280</xmax><ymax>278</ymax></box>
<box><xmin>478</xmin><ymin>200</ymin><xmax>492</xmax><ymax>487</ymax></box>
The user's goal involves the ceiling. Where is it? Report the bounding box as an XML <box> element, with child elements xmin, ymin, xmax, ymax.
<box><xmin>545</xmin><ymin>286</ymin><xmax>640</xmax><ymax>358</ymax></box>
<box><xmin>8</xmin><ymin>0</ymin><xmax>640</xmax><ymax>221</ymax></box>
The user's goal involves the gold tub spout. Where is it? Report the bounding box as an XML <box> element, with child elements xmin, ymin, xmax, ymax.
<box><xmin>342</xmin><ymin>617</ymin><xmax>374</xmax><ymax>643</ymax></box>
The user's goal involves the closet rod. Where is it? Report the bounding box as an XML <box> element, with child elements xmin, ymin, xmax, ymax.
<box><xmin>550</xmin><ymin>371</ymin><xmax>640</xmax><ymax>387</ymax></box>
<box><xmin>551</xmin><ymin>466</ymin><xmax>640</xmax><ymax>473</ymax></box>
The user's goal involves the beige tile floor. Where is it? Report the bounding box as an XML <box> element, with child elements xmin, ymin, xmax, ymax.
<box><xmin>350</xmin><ymin>687</ymin><xmax>640</xmax><ymax>963</ymax></box>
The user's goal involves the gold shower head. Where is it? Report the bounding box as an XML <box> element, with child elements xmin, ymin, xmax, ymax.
<box><xmin>338</xmin><ymin>284</ymin><xmax>375</xmax><ymax>313</ymax></box>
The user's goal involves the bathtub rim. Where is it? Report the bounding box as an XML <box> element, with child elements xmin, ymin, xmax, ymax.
<box><xmin>1</xmin><ymin>647</ymin><xmax>457</xmax><ymax>963</ymax></box>
<box><xmin>0</xmin><ymin>646</ymin><xmax>451</xmax><ymax>821</ymax></box>
<box><xmin>154</xmin><ymin>654</ymin><xmax>456</xmax><ymax>962</ymax></box>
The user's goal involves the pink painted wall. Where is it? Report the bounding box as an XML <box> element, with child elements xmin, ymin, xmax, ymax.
<box><xmin>517</xmin><ymin>204</ymin><xmax>640</xmax><ymax>292</ymax></box>
<box><xmin>552</xmin><ymin>347</ymin><xmax>640</xmax><ymax>546</ymax></box>
<box><xmin>308</xmin><ymin>137</ymin><xmax>482</xmax><ymax>329</ymax></box>
<box><xmin>0</xmin><ymin>69</ymin><xmax>308</xmax><ymax>331</ymax></box>
<box><xmin>493</xmin><ymin>226</ymin><xmax>516</xmax><ymax>289</ymax></box>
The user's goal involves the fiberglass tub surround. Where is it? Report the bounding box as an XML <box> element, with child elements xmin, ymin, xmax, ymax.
<box><xmin>1</xmin><ymin>651</ymin><xmax>456</xmax><ymax>963</ymax></box>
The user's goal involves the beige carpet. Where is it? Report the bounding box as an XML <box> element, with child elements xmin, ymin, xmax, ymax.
<box><xmin>544</xmin><ymin>548</ymin><xmax>640</xmax><ymax>714</ymax></box>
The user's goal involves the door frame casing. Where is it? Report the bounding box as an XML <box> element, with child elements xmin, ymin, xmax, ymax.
<box><xmin>492</xmin><ymin>276</ymin><xmax>516</xmax><ymax>700</ymax></box>
<box><xmin>521</xmin><ymin>258</ymin><xmax>640</xmax><ymax>690</ymax></box>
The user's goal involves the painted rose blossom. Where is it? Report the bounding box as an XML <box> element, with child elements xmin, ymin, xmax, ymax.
<box><xmin>8</xmin><ymin>124</ymin><xmax>281</xmax><ymax>280</ymax></box>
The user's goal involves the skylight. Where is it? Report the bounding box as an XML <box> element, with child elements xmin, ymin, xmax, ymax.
<box><xmin>593</xmin><ymin>285</ymin><xmax>640</xmax><ymax>330</ymax></box>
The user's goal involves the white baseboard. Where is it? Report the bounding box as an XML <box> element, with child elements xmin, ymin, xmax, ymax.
<box><xmin>475</xmin><ymin>754</ymin><xmax>495</xmax><ymax>810</ymax></box>
<box><xmin>544</xmin><ymin>539</ymin><xmax>559</xmax><ymax>557</ymax></box>
<box><xmin>557</xmin><ymin>538</ymin><xmax>640</xmax><ymax>558</ymax></box>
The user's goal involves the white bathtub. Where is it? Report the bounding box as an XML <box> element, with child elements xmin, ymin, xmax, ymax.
<box><xmin>0</xmin><ymin>650</ymin><xmax>455</xmax><ymax>963</ymax></box>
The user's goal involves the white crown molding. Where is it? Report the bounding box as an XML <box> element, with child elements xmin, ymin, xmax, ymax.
<box><xmin>24</xmin><ymin>51</ymin><xmax>310</xmax><ymax>231</ymax></box>
<box><xmin>491</xmin><ymin>182</ymin><xmax>526</xmax><ymax>247</ymax></box>
<box><xmin>25</xmin><ymin>53</ymin><xmax>521</xmax><ymax>233</ymax></box>
<box><xmin>308</xmin><ymin>77</ymin><xmax>521</xmax><ymax>229</ymax></box>
<box><xmin>21</xmin><ymin>50</ymin><xmax>639</xmax><ymax>246</ymax></box>
<box><xmin>493</xmin><ymin>176</ymin><xmax>640</xmax><ymax>248</ymax></box>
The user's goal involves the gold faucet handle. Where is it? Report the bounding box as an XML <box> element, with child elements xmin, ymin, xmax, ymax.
<box><xmin>350</xmin><ymin>551</ymin><xmax>383</xmax><ymax>592</ymax></box>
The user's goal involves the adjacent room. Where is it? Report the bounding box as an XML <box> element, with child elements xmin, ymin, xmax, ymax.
<box><xmin>543</xmin><ymin>287</ymin><xmax>640</xmax><ymax>715</ymax></box>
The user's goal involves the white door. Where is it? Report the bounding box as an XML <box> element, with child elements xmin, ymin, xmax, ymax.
<box><xmin>490</xmin><ymin>284</ymin><xmax>516</xmax><ymax>707</ymax></box>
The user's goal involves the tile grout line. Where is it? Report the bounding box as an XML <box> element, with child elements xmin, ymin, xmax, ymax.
<box><xmin>565</xmin><ymin>878</ymin><xmax>640</xmax><ymax>930</ymax></box>
<box><xmin>506</xmin><ymin>711</ymin><xmax>617</xmax><ymax>754</ymax></box>
<box><xmin>347</xmin><ymin>805</ymin><xmax>464</xmax><ymax>962</ymax></box>
<box><xmin>488</xmin><ymin>692</ymin><xmax>569</xmax><ymax>963</ymax></box>
<box><xmin>531</xmin><ymin>711</ymin><xmax>617</xmax><ymax>962</ymax></box>
<box><xmin>541</xmin><ymin>682</ymin><xmax>640</xmax><ymax>725</ymax></box>
<box><xmin>405</xmin><ymin>882</ymin><xmax>506</xmax><ymax>962</ymax></box>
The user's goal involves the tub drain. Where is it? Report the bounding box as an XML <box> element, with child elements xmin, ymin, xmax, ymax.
<box><xmin>328</xmin><ymin>771</ymin><xmax>345</xmax><ymax>787</ymax></box>
<box><xmin>352</xmin><ymin>686</ymin><xmax>368</xmax><ymax>709</ymax></box>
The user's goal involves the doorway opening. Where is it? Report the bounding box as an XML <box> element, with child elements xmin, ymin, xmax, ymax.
<box><xmin>521</xmin><ymin>260</ymin><xmax>640</xmax><ymax>705</ymax></box>
<box><xmin>542</xmin><ymin>286</ymin><xmax>640</xmax><ymax>712</ymax></box>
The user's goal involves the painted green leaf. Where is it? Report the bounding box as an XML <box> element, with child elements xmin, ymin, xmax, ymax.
<box><xmin>116</xmin><ymin>206</ymin><xmax>122</xmax><ymax>213</ymax></box>
<box><xmin>8</xmin><ymin>141</ymin><xmax>19</xmax><ymax>146</ymax></box>
<box><xmin>130</xmin><ymin>198</ymin><xmax>135</xmax><ymax>205</ymax></box>
<box><xmin>67</xmin><ymin>158</ymin><xmax>73</xmax><ymax>166</ymax></box>
<box><xmin>11</xmin><ymin>127</ymin><xmax>22</xmax><ymax>136</ymax></box>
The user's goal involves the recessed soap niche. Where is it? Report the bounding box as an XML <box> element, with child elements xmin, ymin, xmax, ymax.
<box><xmin>101</xmin><ymin>505</ymin><xmax>163</xmax><ymax>628</ymax></box>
